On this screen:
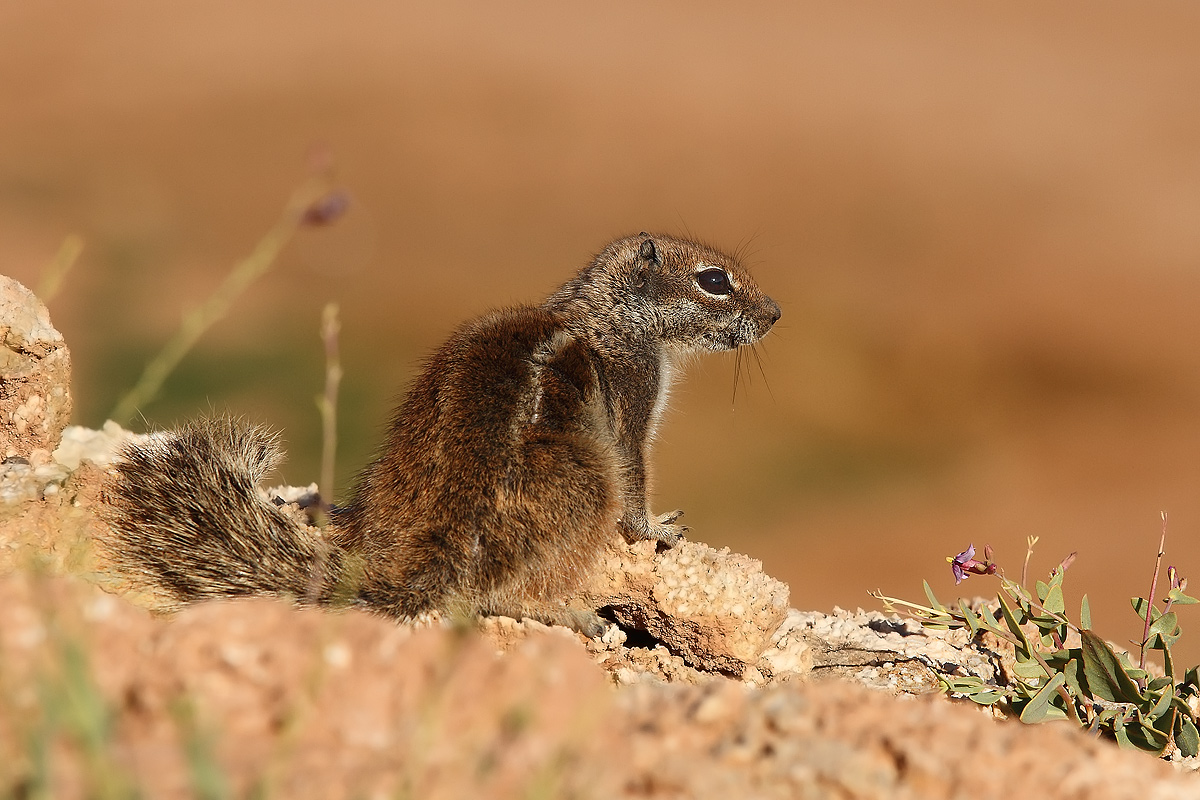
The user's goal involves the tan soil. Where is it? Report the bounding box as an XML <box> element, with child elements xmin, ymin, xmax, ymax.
<box><xmin>0</xmin><ymin>565</ymin><xmax>1194</xmax><ymax>800</ymax></box>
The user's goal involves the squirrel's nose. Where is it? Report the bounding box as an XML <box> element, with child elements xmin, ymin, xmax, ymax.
<box><xmin>766</xmin><ymin>298</ymin><xmax>781</xmax><ymax>325</ymax></box>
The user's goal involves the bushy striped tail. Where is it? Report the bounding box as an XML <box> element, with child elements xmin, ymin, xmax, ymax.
<box><xmin>102</xmin><ymin>417</ymin><xmax>346</xmax><ymax>607</ymax></box>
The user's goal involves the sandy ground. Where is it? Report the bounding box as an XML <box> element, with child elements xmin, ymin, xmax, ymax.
<box><xmin>5</xmin><ymin>569</ymin><xmax>1194</xmax><ymax>800</ymax></box>
<box><xmin>4</xmin><ymin>1</ymin><xmax>1200</xmax><ymax>661</ymax></box>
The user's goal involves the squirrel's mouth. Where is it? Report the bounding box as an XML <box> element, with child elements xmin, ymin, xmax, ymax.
<box><xmin>705</xmin><ymin>329</ymin><xmax>754</xmax><ymax>351</ymax></box>
<box><xmin>710</xmin><ymin>316</ymin><xmax>773</xmax><ymax>350</ymax></box>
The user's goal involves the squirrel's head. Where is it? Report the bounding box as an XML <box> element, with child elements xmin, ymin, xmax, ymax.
<box><xmin>578</xmin><ymin>233</ymin><xmax>781</xmax><ymax>353</ymax></box>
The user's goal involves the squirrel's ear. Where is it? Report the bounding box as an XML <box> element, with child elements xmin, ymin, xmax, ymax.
<box><xmin>633</xmin><ymin>236</ymin><xmax>659</xmax><ymax>290</ymax></box>
<box><xmin>639</xmin><ymin>238</ymin><xmax>660</xmax><ymax>265</ymax></box>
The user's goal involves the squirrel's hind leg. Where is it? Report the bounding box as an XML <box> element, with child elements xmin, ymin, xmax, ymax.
<box><xmin>468</xmin><ymin>430</ymin><xmax>620</xmax><ymax>638</ymax></box>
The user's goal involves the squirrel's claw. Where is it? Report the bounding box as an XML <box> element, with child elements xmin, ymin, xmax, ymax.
<box><xmin>656</xmin><ymin>509</ymin><xmax>685</xmax><ymax>526</ymax></box>
<box><xmin>648</xmin><ymin>510</ymin><xmax>688</xmax><ymax>547</ymax></box>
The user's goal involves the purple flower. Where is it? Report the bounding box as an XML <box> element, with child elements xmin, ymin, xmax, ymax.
<box><xmin>951</xmin><ymin>544</ymin><xmax>976</xmax><ymax>584</ymax></box>
<box><xmin>949</xmin><ymin>544</ymin><xmax>996</xmax><ymax>584</ymax></box>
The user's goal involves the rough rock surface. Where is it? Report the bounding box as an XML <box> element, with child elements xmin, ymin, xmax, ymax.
<box><xmin>582</xmin><ymin>539</ymin><xmax>805</xmax><ymax>681</ymax></box>
<box><xmin>615</xmin><ymin>674</ymin><xmax>1193</xmax><ymax>800</ymax></box>
<box><xmin>797</xmin><ymin>606</ymin><xmax>1002</xmax><ymax>695</ymax></box>
<box><xmin>0</xmin><ymin>275</ymin><xmax>71</xmax><ymax>461</ymax></box>
<box><xmin>1</xmin><ymin>421</ymin><xmax>145</xmax><ymax>508</ymax></box>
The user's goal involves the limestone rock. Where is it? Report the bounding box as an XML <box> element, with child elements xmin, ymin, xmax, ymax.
<box><xmin>582</xmin><ymin>539</ymin><xmax>807</xmax><ymax>680</ymax></box>
<box><xmin>0</xmin><ymin>276</ymin><xmax>71</xmax><ymax>460</ymax></box>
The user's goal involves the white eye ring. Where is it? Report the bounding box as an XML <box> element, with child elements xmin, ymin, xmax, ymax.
<box><xmin>695</xmin><ymin>268</ymin><xmax>733</xmax><ymax>296</ymax></box>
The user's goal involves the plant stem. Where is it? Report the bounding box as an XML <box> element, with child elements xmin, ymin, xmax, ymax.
<box><xmin>110</xmin><ymin>180</ymin><xmax>330</xmax><ymax>424</ymax></box>
<box><xmin>1139</xmin><ymin>513</ymin><xmax>1167</xmax><ymax>675</ymax></box>
<box><xmin>317</xmin><ymin>302</ymin><xmax>342</xmax><ymax>512</ymax></box>
<box><xmin>1021</xmin><ymin>535</ymin><xmax>1039</xmax><ymax>588</ymax></box>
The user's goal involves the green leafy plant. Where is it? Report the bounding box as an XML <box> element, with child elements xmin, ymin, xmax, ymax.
<box><xmin>872</xmin><ymin>522</ymin><xmax>1200</xmax><ymax>757</ymax></box>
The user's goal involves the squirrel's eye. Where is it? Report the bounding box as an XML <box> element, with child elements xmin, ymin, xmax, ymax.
<box><xmin>696</xmin><ymin>268</ymin><xmax>732</xmax><ymax>296</ymax></box>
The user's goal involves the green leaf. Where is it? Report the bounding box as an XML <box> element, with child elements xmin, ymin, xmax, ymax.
<box><xmin>1081</xmin><ymin>629</ymin><xmax>1144</xmax><ymax>703</ymax></box>
<box><xmin>1115</xmin><ymin>655</ymin><xmax>1151</xmax><ymax>692</ymax></box>
<box><xmin>1013</xmin><ymin>656</ymin><xmax>1049</xmax><ymax>682</ymax></box>
<box><xmin>958</xmin><ymin>600</ymin><xmax>981</xmax><ymax>636</ymax></box>
<box><xmin>1094</xmin><ymin>706</ymin><xmax>1124</xmax><ymax>732</ymax></box>
<box><xmin>998</xmin><ymin>593</ymin><xmax>1034</xmax><ymax>656</ymax></box>
<box><xmin>1043</xmin><ymin>648</ymin><xmax>1073</xmax><ymax>667</ymax></box>
<box><xmin>1006</xmin><ymin>582</ymin><xmax>1034</xmax><ymax>615</ymax></box>
<box><xmin>923</xmin><ymin>580</ymin><xmax>945</xmax><ymax>612</ymax></box>
<box><xmin>1179</xmin><ymin>718</ymin><xmax>1200</xmax><ymax>758</ymax></box>
<box><xmin>939</xmin><ymin>677</ymin><xmax>1007</xmax><ymax>706</ymax></box>
<box><xmin>1042</xmin><ymin>583</ymin><xmax>1065</xmax><ymax>615</ymax></box>
<box><xmin>1149</xmin><ymin>610</ymin><xmax>1179</xmax><ymax>636</ymax></box>
<box><xmin>1080</xmin><ymin>594</ymin><xmax>1092</xmax><ymax>630</ymax></box>
<box><xmin>1113</xmin><ymin>717</ymin><xmax>1134</xmax><ymax>750</ymax></box>
<box><xmin>1148</xmin><ymin>676</ymin><xmax>1173</xmax><ymax>692</ymax></box>
<box><xmin>980</xmin><ymin>604</ymin><xmax>1002</xmax><ymax>630</ymax></box>
<box><xmin>1061</xmin><ymin>656</ymin><xmax>1084</xmax><ymax>698</ymax></box>
<box><xmin>1028</xmin><ymin>613</ymin><xmax>1063</xmax><ymax>634</ymax></box>
<box><xmin>1147</xmin><ymin>684</ymin><xmax>1175</xmax><ymax>721</ymax></box>
<box><xmin>1131</xmin><ymin>596</ymin><xmax>1158</xmax><ymax>623</ymax></box>
<box><xmin>940</xmin><ymin>676</ymin><xmax>986</xmax><ymax>694</ymax></box>
<box><xmin>1020</xmin><ymin>672</ymin><xmax>1067</xmax><ymax>723</ymax></box>
<box><xmin>967</xmin><ymin>690</ymin><xmax>1005</xmax><ymax>705</ymax></box>
<box><xmin>1147</xmin><ymin>611</ymin><xmax>1179</xmax><ymax>649</ymax></box>
<box><xmin>1168</xmin><ymin>587</ymin><xmax>1200</xmax><ymax>606</ymax></box>
<box><xmin>1130</xmin><ymin>710</ymin><xmax>1170</xmax><ymax>752</ymax></box>
<box><xmin>1169</xmin><ymin>697</ymin><xmax>1194</xmax><ymax>722</ymax></box>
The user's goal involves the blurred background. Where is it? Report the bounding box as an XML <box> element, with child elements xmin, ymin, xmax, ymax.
<box><xmin>5</xmin><ymin>1</ymin><xmax>1200</xmax><ymax>660</ymax></box>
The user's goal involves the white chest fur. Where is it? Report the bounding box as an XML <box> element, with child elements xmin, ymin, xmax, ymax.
<box><xmin>647</xmin><ymin>350</ymin><xmax>676</xmax><ymax>443</ymax></box>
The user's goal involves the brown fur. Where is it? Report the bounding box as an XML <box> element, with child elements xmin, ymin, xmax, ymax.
<box><xmin>103</xmin><ymin>234</ymin><xmax>780</xmax><ymax>636</ymax></box>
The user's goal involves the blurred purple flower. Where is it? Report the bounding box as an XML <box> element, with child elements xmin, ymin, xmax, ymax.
<box><xmin>301</xmin><ymin>190</ymin><xmax>350</xmax><ymax>226</ymax></box>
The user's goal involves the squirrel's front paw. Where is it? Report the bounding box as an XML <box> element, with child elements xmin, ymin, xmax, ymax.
<box><xmin>621</xmin><ymin>509</ymin><xmax>688</xmax><ymax>547</ymax></box>
<box><xmin>622</xmin><ymin>509</ymin><xmax>688</xmax><ymax>547</ymax></box>
<box><xmin>649</xmin><ymin>509</ymin><xmax>688</xmax><ymax>546</ymax></box>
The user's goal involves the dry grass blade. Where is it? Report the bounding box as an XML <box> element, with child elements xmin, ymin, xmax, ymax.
<box><xmin>110</xmin><ymin>179</ymin><xmax>343</xmax><ymax>424</ymax></box>
<box><xmin>317</xmin><ymin>302</ymin><xmax>342</xmax><ymax>512</ymax></box>
<box><xmin>38</xmin><ymin>233</ymin><xmax>83</xmax><ymax>304</ymax></box>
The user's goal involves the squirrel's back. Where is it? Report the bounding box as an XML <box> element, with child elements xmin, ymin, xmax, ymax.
<box><xmin>332</xmin><ymin>304</ymin><xmax>622</xmax><ymax>628</ymax></box>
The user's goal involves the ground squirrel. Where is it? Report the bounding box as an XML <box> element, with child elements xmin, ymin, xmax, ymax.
<box><xmin>104</xmin><ymin>233</ymin><xmax>781</xmax><ymax>636</ymax></box>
